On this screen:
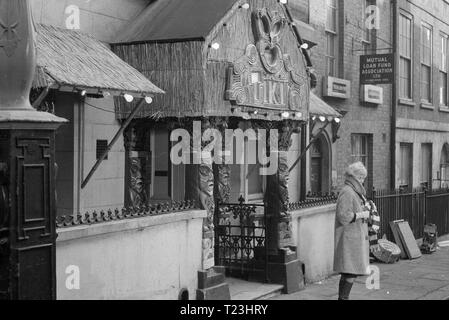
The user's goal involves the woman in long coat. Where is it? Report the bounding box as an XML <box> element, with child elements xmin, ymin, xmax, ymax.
<box><xmin>334</xmin><ymin>162</ymin><xmax>372</xmax><ymax>300</ymax></box>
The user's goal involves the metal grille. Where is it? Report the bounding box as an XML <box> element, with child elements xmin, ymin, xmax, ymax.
<box><xmin>214</xmin><ymin>198</ymin><xmax>268</xmax><ymax>282</ymax></box>
<box><xmin>96</xmin><ymin>140</ymin><xmax>108</xmax><ymax>160</ymax></box>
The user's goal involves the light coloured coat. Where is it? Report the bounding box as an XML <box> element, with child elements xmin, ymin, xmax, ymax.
<box><xmin>333</xmin><ymin>178</ymin><xmax>370</xmax><ymax>276</ymax></box>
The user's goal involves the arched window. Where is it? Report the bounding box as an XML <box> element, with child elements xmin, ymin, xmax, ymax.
<box><xmin>310</xmin><ymin>133</ymin><xmax>331</xmax><ymax>196</ymax></box>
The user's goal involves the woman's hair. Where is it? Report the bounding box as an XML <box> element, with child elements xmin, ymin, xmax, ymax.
<box><xmin>345</xmin><ymin>162</ymin><xmax>367</xmax><ymax>179</ymax></box>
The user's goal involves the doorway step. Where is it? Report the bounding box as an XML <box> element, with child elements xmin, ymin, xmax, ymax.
<box><xmin>227</xmin><ymin>277</ymin><xmax>284</xmax><ymax>300</ymax></box>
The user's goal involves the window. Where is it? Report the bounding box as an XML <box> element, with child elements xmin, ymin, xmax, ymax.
<box><xmin>151</xmin><ymin>127</ymin><xmax>171</xmax><ymax>200</ymax></box>
<box><xmin>440</xmin><ymin>34</ymin><xmax>448</xmax><ymax>106</ymax></box>
<box><xmin>230</xmin><ymin>123</ymin><xmax>266</xmax><ymax>202</ymax></box>
<box><xmin>362</xmin><ymin>0</ymin><xmax>375</xmax><ymax>54</ymax></box>
<box><xmin>421</xmin><ymin>24</ymin><xmax>433</xmax><ymax>103</ymax></box>
<box><xmin>440</xmin><ymin>144</ymin><xmax>449</xmax><ymax>188</ymax></box>
<box><xmin>421</xmin><ymin>143</ymin><xmax>432</xmax><ymax>187</ymax></box>
<box><xmin>96</xmin><ymin>140</ymin><xmax>108</xmax><ymax>160</ymax></box>
<box><xmin>399</xmin><ymin>143</ymin><xmax>413</xmax><ymax>188</ymax></box>
<box><xmin>399</xmin><ymin>14</ymin><xmax>412</xmax><ymax>99</ymax></box>
<box><xmin>325</xmin><ymin>0</ymin><xmax>338</xmax><ymax>77</ymax></box>
<box><xmin>246</xmin><ymin>139</ymin><xmax>265</xmax><ymax>201</ymax></box>
<box><xmin>310</xmin><ymin>139</ymin><xmax>323</xmax><ymax>194</ymax></box>
<box><xmin>351</xmin><ymin>134</ymin><xmax>373</xmax><ymax>191</ymax></box>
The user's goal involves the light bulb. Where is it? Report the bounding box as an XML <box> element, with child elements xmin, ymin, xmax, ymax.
<box><xmin>80</xmin><ymin>90</ymin><xmax>86</xmax><ymax>96</ymax></box>
<box><xmin>279</xmin><ymin>0</ymin><xmax>288</xmax><ymax>4</ymax></box>
<box><xmin>211</xmin><ymin>42</ymin><xmax>220</xmax><ymax>50</ymax></box>
<box><xmin>296</xmin><ymin>112</ymin><xmax>303</xmax><ymax>118</ymax></box>
<box><xmin>145</xmin><ymin>96</ymin><xmax>153</xmax><ymax>104</ymax></box>
<box><xmin>335</xmin><ymin>118</ymin><xmax>341</xmax><ymax>123</ymax></box>
<box><xmin>124</xmin><ymin>94</ymin><xmax>134</xmax><ymax>103</ymax></box>
<box><xmin>281</xmin><ymin>112</ymin><xmax>290</xmax><ymax>118</ymax></box>
<box><xmin>312</xmin><ymin>116</ymin><xmax>317</xmax><ymax>121</ymax></box>
<box><xmin>240</xmin><ymin>3</ymin><xmax>250</xmax><ymax>9</ymax></box>
<box><xmin>300</xmin><ymin>43</ymin><xmax>309</xmax><ymax>50</ymax></box>
<box><xmin>319</xmin><ymin>116</ymin><xmax>326</xmax><ymax>122</ymax></box>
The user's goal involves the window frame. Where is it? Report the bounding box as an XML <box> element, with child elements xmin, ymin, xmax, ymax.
<box><xmin>362</xmin><ymin>0</ymin><xmax>376</xmax><ymax>54</ymax></box>
<box><xmin>149</xmin><ymin>126</ymin><xmax>173</xmax><ymax>201</ymax></box>
<box><xmin>420</xmin><ymin>22</ymin><xmax>433</xmax><ymax>104</ymax></box>
<box><xmin>351</xmin><ymin>134</ymin><xmax>373</xmax><ymax>191</ymax></box>
<box><xmin>420</xmin><ymin>143</ymin><xmax>433</xmax><ymax>187</ymax></box>
<box><xmin>325</xmin><ymin>0</ymin><xmax>339</xmax><ymax>77</ymax></box>
<box><xmin>440</xmin><ymin>32</ymin><xmax>449</xmax><ymax>108</ymax></box>
<box><xmin>399</xmin><ymin>143</ymin><xmax>413</xmax><ymax>189</ymax></box>
<box><xmin>399</xmin><ymin>13</ymin><xmax>413</xmax><ymax>101</ymax></box>
<box><xmin>244</xmin><ymin>131</ymin><xmax>266</xmax><ymax>202</ymax></box>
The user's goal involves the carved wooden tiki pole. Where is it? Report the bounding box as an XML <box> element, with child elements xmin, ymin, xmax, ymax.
<box><xmin>184</xmin><ymin>118</ymin><xmax>216</xmax><ymax>270</ymax></box>
<box><xmin>124</xmin><ymin>124</ymin><xmax>147</xmax><ymax>208</ymax></box>
<box><xmin>0</xmin><ymin>0</ymin><xmax>66</xmax><ymax>300</ymax></box>
<box><xmin>264</xmin><ymin>121</ymin><xmax>295</xmax><ymax>254</ymax></box>
<box><xmin>213</xmin><ymin>118</ymin><xmax>231</xmax><ymax>205</ymax></box>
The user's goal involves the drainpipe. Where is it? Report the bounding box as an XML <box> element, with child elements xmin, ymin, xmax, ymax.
<box><xmin>391</xmin><ymin>0</ymin><xmax>398</xmax><ymax>190</ymax></box>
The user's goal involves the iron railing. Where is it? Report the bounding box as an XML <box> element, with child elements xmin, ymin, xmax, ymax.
<box><xmin>214</xmin><ymin>198</ymin><xmax>268</xmax><ymax>282</ymax></box>
<box><xmin>371</xmin><ymin>188</ymin><xmax>449</xmax><ymax>240</ymax></box>
<box><xmin>425</xmin><ymin>189</ymin><xmax>449</xmax><ymax>237</ymax></box>
<box><xmin>289</xmin><ymin>193</ymin><xmax>338</xmax><ymax>211</ymax></box>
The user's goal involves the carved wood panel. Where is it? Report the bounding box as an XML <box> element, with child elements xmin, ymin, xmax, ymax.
<box><xmin>15</xmin><ymin>137</ymin><xmax>52</xmax><ymax>242</ymax></box>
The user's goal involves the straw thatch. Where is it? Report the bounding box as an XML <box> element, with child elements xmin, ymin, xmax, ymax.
<box><xmin>113</xmin><ymin>41</ymin><xmax>205</xmax><ymax>119</ymax></box>
<box><xmin>34</xmin><ymin>24</ymin><xmax>164</xmax><ymax>96</ymax></box>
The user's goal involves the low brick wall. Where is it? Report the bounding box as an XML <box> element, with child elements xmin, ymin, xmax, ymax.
<box><xmin>291</xmin><ymin>204</ymin><xmax>337</xmax><ymax>284</ymax></box>
<box><xmin>56</xmin><ymin>210</ymin><xmax>206</xmax><ymax>300</ymax></box>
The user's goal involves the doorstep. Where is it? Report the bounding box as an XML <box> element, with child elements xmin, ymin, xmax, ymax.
<box><xmin>227</xmin><ymin>277</ymin><xmax>284</xmax><ymax>300</ymax></box>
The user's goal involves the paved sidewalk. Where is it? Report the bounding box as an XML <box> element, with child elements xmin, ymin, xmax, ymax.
<box><xmin>272</xmin><ymin>240</ymin><xmax>449</xmax><ymax>300</ymax></box>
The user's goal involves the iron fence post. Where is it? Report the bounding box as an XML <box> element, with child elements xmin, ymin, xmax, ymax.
<box><xmin>424</xmin><ymin>186</ymin><xmax>428</xmax><ymax>227</ymax></box>
<box><xmin>264</xmin><ymin>201</ymin><xmax>269</xmax><ymax>284</ymax></box>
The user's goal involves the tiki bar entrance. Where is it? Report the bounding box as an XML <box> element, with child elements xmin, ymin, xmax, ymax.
<box><xmin>112</xmin><ymin>0</ymin><xmax>314</xmax><ymax>292</ymax></box>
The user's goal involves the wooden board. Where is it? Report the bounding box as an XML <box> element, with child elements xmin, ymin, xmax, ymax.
<box><xmin>390</xmin><ymin>220</ymin><xmax>407</xmax><ymax>259</ymax></box>
<box><xmin>396</xmin><ymin>221</ymin><xmax>422</xmax><ymax>259</ymax></box>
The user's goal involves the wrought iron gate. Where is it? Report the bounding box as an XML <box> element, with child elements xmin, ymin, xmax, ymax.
<box><xmin>214</xmin><ymin>197</ymin><xmax>268</xmax><ymax>282</ymax></box>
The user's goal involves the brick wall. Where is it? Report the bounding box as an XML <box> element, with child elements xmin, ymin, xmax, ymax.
<box><xmin>395</xmin><ymin>0</ymin><xmax>449</xmax><ymax>188</ymax></box>
<box><xmin>291</xmin><ymin>0</ymin><xmax>393</xmax><ymax>191</ymax></box>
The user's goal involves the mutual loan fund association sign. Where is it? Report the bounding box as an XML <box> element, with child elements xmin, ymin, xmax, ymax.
<box><xmin>360</xmin><ymin>53</ymin><xmax>394</xmax><ymax>85</ymax></box>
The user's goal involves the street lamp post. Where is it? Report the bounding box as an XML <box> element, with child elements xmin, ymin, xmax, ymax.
<box><xmin>0</xmin><ymin>0</ymin><xmax>66</xmax><ymax>300</ymax></box>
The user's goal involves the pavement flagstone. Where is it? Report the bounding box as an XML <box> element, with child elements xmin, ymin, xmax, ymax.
<box><xmin>271</xmin><ymin>238</ymin><xmax>449</xmax><ymax>300</ymax></box>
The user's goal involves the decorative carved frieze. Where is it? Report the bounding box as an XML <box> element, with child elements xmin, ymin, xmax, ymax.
<box><xmin>225</xmin><ymin>9</ymin><xmax>308</xmax><ymax>114</ymax></box>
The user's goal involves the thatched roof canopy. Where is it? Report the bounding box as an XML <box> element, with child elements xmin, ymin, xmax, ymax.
<box><xmin>116</xmin><ymin>0</ymin><xmax>237</xmax><ymax>43</ymax></box>
<box><xmin>310</xmin><ymin>93</ymin><xmax>342</xmax><ymax>118</ymax></box>
<box><xmin>33</xmin><ymin>24</ymin><xmax>164</xmax><ymax>96</ymax></box>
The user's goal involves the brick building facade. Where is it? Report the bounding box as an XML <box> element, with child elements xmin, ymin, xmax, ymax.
<box><xmin>394</xmin><ymin>0</ymin><xmax>449</xmax><ymax>189</ymax></box>
<box><xmin>290</xmin><ymin>0</ymin><xmax>393</xmax><ymax>193</ymax></box>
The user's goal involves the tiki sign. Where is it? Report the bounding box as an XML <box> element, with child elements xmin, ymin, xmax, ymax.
<box><xmin>226</xmin><ymin>9</ymin><xmax>307</xmax><ymax>111</ymax></box>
